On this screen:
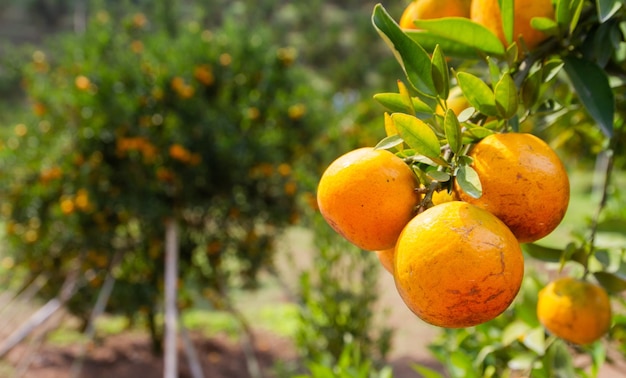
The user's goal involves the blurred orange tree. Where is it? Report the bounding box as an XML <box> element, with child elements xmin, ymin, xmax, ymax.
<box><xmin>0</xmin><ymin>8</ymin><xmax>332</xmax><ymax>333</ymax></box>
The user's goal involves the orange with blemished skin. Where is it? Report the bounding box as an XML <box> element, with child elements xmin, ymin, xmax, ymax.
<box><xmin>394</xmin><ymin>201</ymin><xmax>524</xmax><ymax>328</ymax></box>
<box><xmin>455</xmin><ymin>133</ymin><xmax>570</xmax><ymax>243</ymax></box>
<box><xmin>399</xmin><ymin>0</ymin><xmax>471</xmax><ymax>29</ymax></box>
<box><xmin>317</xmin><ymin>147</ymin><xmax>420</xmax><ymax>251</ymax></box>
<box><xmin>537</xmin><ymin>277</ymin><xmax>611</xmax><ymax>345</ymax></box>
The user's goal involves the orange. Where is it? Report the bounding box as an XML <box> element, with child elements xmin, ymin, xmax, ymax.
<box><xmin>471</xmin><ymin>0</ymin><xmax>555</xmax><ymax>52</ymax></box>
<box><xmin>454</xmin><ymin>133</ymin><xmax>569</xmax><ymax>243</ymax></box>
<box><xmin>394</xmin><ymin>201</ymin><xmax>524</xmax><ymax>328</ymax></box>
<box><xmin>375</xmin><ymin>247</ymin><xmax>395</xmax><ymax>274</ymax></box>
<box><xmin>399</xmin><ymin>0</ymin><xmax>471</xmax><ymax>29</ymax></box>
<box><xmin>317</xmin><ymin>147</ymin><xmax>420</xmax><ymax>251</ymax></box>
<box><xmin>537</xmin><ymin>277</ymin><xmax>611</xmax><ymax>345</ymax></box>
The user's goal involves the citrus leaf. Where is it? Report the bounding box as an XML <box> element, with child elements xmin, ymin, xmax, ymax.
<box><xmin>372</xmin><ymin>4</ymin><xmax>436</xmax><ymax>96</ymax></box>
<box><xmin>426</xmin><ymin>169</ymin><xmax>451</xmax><ymax>182</ymax></box>
<box><xmin>494</xmin><ymin>73</ymin><xmax>518</xmax><ymax>119</ymax></box>
<box><xmin>373</xmin><ymin>93</ymin><xmax>435</xmax><ymax>118</ymax></box>
<box><xmin>556</xmin><ymin>0</ymin><xmax>584</xmax><ymax>34</ymax></box>
<box><xmin>522</xmin><ymin>243</ymin><xmax>562</xmax><ymax>262</ymax></box>
<box><xmin>431</xmin><ymin>45</ymin><xmax>450</xmax><ymax>99</ymax></box>
<box><xmin>410</xmin><ymin>18</ymin><xmax>505</xmax><ymax>56</ymax></box>
<box><xmin>502</xmin><ymin>320</ymin><xmax>532</xmax><ymax>346</ymax></box>
<box><xmin>462</xmin><ymin>124</ymin><xmax>494</xmax><ymax>143</ymax></box>
<box><xmin>444</xmin><ymin>109</ymin><xmax>462</xmax><ymax>154</ymax></box>
<box><xmin>457</xmin><ymin>72</ymin><xmax>499</xmax><ymax>116</ymax></box>
<box><xmin>531</xmin><ymin>17</ymin><xmax>559</xmax><ymax>35</ymax></box>
<box><xmin>374</xmin><ymin>134</ymin><xmax>404</xmax><ymax>151</ymax></box>
<box><xmin>384</xmin><ymin>112</ymin><xmax>398</xmax><ymax>137</ymax></box>
<box><xmin>593</xmin><ymin>271</ymin><xmax>626</xmax><ymax>293</ymax></box>
<box><xmin>522</xmin><ymin>327</ymin><xmax>546</xmax><ymax>356</ymax></box>
<box><xmin>563</xmin><ymin>56</ymin><xmax>614</xmax><ymax>138</ymax></box>
<box><xmin>412</xmin><ymin>364</ymin><xmax>445</xmax><ymax>378</ymax></box>
<box><xmin>456</xmin><ymin>165</ymin><xmax>482</xmax><ymax>199</ymax></box>
<box><xmin>500</xmin><ymin>0</ymin><xmax>514</xmax><ymax>45</ymax></box>
<box><xmin>391</xmin><ymin>113</ymin><xmax>443</xmax><ymax>162</ymax></box>
<box><xmin>597</xmin><ymin>0</ymin><xmax>622</xmax><ymax>23</ymax></box>
<box><xmin>547</xmin><ymin>339</ymin><xmax>576</xmax><ymax>377</ymax></box>
<box><xmin>521</xmin><ymin>69</ymin><xmax>542</xmax><ymax>109</ymax></box>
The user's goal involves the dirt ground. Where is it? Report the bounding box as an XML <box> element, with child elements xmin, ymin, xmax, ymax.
<box><xmin>2</xmin><ymin>227</ymin><xmax>625</xmax><ymax>377</ymax></box>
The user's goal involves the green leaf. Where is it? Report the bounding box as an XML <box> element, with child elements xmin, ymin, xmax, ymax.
<box><xmin>426</xmin><ymin>169</ymin><xmax>451</xmax><ymax>182</ymax></box>
<box><xmin>374</xmin><ymin>134</ymin><xmax>404</xmax><ymax>151</ymax></box>
<box><xmin>373</xmin><ymin>93</ymin><xmax>434</xmax><ymax>117</ymax></box>
<box><xmin>522</xmin><ymin>327</ymin><xmax>546</xmax><ymax>356</ymax></box>
<box><xmin>456</xmin><ymin>165</ymin><xmax>482</xmax><ymax>199</ymax></box>
<box><xmin>391</xmin><ymin>113</ymin><xmax>442</xmax><ymax>162</ymax></box>
<box><xmin>431</xmin><ymin>45</ymin><xmax>450</xmax><ymax>99</ymax></box>
<box><xmin>462</xmin><ymin>124</ymin><xmax>494</xmax><ymax>143</ymax></box>
<box><xmin>523</xmin><ymin>243</ymin><xmax>562</xmax><ymax>262</ymax></box>
<box><xmin>546</xmin><ymin>339</ymin><xmax>577</xmax><ymax>377</ymax></box>
<box><xmin>444</xmin><ymin>109</ymin><xmax>462</xmax><ymax>154</ymax></box>
<box><xmin>556</xmin><ymin>0</ymin><xmax>584</xmax><ymax>34</ymax></box>
<box><xmin>593</xmin><ymin>271</ymin><xmax>626</xmax><ymax>293</ymax></box>
<box><xmin>597</xmin><ymin>0</ymin><xmax>622</xmax><ymax>23</ymax></box>
<box><xmin>372</xmin><ymin>4</ymin><xmax>436</xmax><ymax>96</ymax></box>
<box><xmin>457</xmin><ymin>72</ymin><xmax>498</xmax><ymax>116</ymax></box>
<box><xmin>502</xmin><ymin>320</ymin><xmax>532</xmax><ymax>346</ymax></box>
<box><xmin>563</xmin><ymin>56</ymin><xmax>614</xmax><ymax>138</ymax></box>
<box><xmin>494</xmin><ymin>73</ymin><xmax>518</xmax><ymax>119</ymax></box>
<box><xmin>410</xmin><ymin>18</ymin><xmax>506</xmax><ymax>56</ymax></box>
<box><xmin>500</xmin><ymin>0</ymin><xmax>515</xmax><ymax>45</ymax></box>
<box><xmin>521</xmin><ymin>69</ymin><xmax>542</xmax><ymax>109</ymax></box>
<box><xmin>411</xmin><ymin>364</ymin><xmax>446</xmax><ymax>378</ymax></box>
<box><xmin>531</xmin><ymin>17</ymin><xmax>559</xmax><ymax>35</ymax></box>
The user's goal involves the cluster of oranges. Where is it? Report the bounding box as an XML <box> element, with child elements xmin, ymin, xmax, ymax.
<box><xmin>399</xmin><ymin>0</ymin><xmax>555</xmax><ymax>53</ymax></box>
<box><xmin>318</xmin><ymin>130</ymin><xmax>610</xmax><ymax>343</ymax></box>
<box><xmin>318</xmin><ymin>0</ymin><xmax>615</xmax><ymax>346</ymax></box>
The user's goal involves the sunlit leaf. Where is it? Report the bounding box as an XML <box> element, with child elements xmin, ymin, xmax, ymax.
<box><xmin>412</xmin><ymin>364</ymin><xmax>446</xmax><ymax>378</ymax></box>
<box><xmin>384</xmin><ymin>112</ymin><xmax>398</xmax><ymax>137</ymax></box>
<box><xmin>502</xmin><ymin>320</ymin><xmax>531</xmax><ymax>346</ymax></box>
<box><xmin>457</xmin><ymin>72</ymin><xmax>499</xmax><ymax>116</ymax></box>
<box><xmin>456</xmin><ymin>164</ymin><xmax>482</xmax><ymax>199</ymax></box>
<box><xmin>563</xmin><ymin>56</ymin><xmax>614</xmax><ymax>138</ymax></box>
<box><xmin>374</xmin><ymin>134</ymin><xmax>404</xmax><ymax>150</ymax></box>
<box><xmin>531</xmin><ymin>17</ymin><xmax>559</xmax><ymax>35</ymax></box>
<box><xmin>410</xmin><ymin>18</ymin><xmax>506</xmax><ymax>56</ymax></box>
<box><xmin>556</xmin><ymin>0</ymin><xmax>584</xmax><ymax>34</ymax></box>
<box><xmin>594</xmin><ymin>271</ymin><xmax>626</xmax><ymax>293</ymax></box>
<box><xmin>522</xmin><ymin>327</ymin><xmax>546</xmax><ymax>356</ymax></box>
<box><xmin>444</xmin><ymin>109</ymin><xmax>462</xmax><ymax>154</ymax></box>
<box><xmin>391</xmin><ymin>113</ymin><xmax>443</xmax><ymax>162</ymax></box>
<box><xmin>462</xmin><ymin>124</ymin><xmax>494</xmax><ymax>143</ymax></box>
<box><xmin>597</xmin><ymin>0</ymin><xmax>622</xmax><ymax>23</ymax></box>
<box><xmin>372</xmin><ymin>4</ymin><xmax>436</xmax><ymax>96</ymax></box>
<box><xmin>374</xmin><ymin>93</ymin><xmax>435</xmax><ymax>118</ymax></box>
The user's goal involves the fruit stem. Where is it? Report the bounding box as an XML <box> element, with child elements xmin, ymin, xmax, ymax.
<box><xmin>584</xmin><ymin>136</ymin><xmax>617</xmax><ymax>279</ymax></box>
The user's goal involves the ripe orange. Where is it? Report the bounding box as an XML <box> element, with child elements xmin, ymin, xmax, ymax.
<box><xmin>471</xmin><ymin>0</ymin><xmax>555</xmax><ymax>51</ymax></box>
<box><xmin>454</xmin><ymin>133</ymin><xmax>570</xmax><ymax>243</ymax></box>
<box><xmin>537</xmin><ymin>277</ymin><xmax>612</xmax><ymax>345</ymax></box>
<box><xmin>399</xmin><ymin>0</ymin><xmax>471</xmax><ymax>29</ymax></box>
<box><xmin>394</xmin><ymin>201</ymin><xmax>524</xmax><ymax>328</ymax></box>
<box><xmin>317</xmin><ymin>147</ymin><xmax>420</xmax><ymax>251</ymax></box>
<box><xmin>375</xmin><ymin>247</ymin><xmax>395</xmax><ymax>274</ymax></box>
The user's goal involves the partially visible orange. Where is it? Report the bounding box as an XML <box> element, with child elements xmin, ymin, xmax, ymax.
<box><xmin>455</xmin><ymin>133</ymin><xmax>569</xmax><ymax>243</ymax></box>
<box><xmin>394</xmin><ymin>201</ymin><xmax>524</xmax><ymax>328</ymax></box>
<box><xmin>537</xmin><ymin>277</ymin><xmax>612</xmax><ymax>345</ymax></box>
<box><xmin>375</xmin><ymin>247</ymin><xmax>395</xmax><ymax>274</ymax></box>
<box><xmin>399</xmin><ymin>0</ymin><xmax>471</xmax><ymax>29</ymax></box>
<box><xmin>317</xmin><ymin>147</ymin><xmax>420</xmax><ymax>251</ymax></box>
<box><xmin>470</xmin><ymin>0</ymin><xmax>555</xmax><ymax>52</ymax></box>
